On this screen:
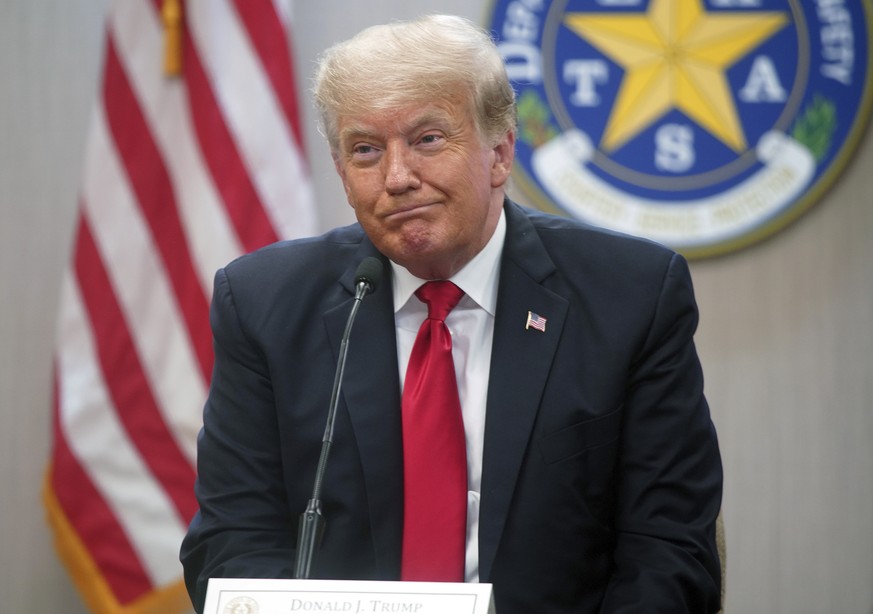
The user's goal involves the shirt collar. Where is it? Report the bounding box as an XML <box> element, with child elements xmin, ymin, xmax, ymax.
<box><xmin>391</xmin><ymin>208</ymin><xmax>506</xmax><ymax>316</ymax></box>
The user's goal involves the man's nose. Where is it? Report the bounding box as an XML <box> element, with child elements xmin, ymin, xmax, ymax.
<box><xmin>384</xmin><ymin>143</ymin><xmax>421</xmax><ymax>193</ymax></box>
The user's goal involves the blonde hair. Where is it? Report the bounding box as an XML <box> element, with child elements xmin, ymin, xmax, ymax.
<box><xmin>313</xmin><ymin>14</ymin><xmax>516</xmax><ymax>151</ymax></box>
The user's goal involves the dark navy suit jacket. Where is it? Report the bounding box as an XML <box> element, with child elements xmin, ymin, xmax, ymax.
<box><xmin>181</xmin><ymin>200</ymin><xmax>723</xmax><ymax>613</ymax></box>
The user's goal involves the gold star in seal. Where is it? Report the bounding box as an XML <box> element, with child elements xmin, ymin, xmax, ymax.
<box><xmin>565</xmin><ymin>0</ymin><xmax>788</xmax><ymax>152</ymax></box>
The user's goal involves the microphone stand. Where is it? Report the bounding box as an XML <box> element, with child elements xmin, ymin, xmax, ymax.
<box><xmin>294</xmin><ymin>263</ymin><xmax>380</xmax><ymax>579</ymax></box>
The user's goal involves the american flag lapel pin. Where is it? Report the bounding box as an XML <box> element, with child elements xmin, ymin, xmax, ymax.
<box><xmin>525</xmin><ymin>311</ymin><xmax>547</xmax><ymax>332</ymax></box>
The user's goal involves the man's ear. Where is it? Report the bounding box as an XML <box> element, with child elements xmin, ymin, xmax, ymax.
<box><xmin>490</xmin><ymin>130</ymin><xmax>516</xmax><ymax>188</ymax></box>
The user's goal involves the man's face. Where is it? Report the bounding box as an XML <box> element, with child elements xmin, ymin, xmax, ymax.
<box><xmin>333</xmin><ymin>94</ymin><xmax>514</xmax><ymax>280</ymax></box>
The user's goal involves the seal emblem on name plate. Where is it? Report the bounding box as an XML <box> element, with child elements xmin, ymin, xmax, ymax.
<box><xmin>489</xmin><ymin>0</ymin><xmax>872</xmax><ymax>257</ymax></box>
<box><xmin>224</xmin><ymin>595</ymin><xmax>259</xmax><ymax>614</ymax></box>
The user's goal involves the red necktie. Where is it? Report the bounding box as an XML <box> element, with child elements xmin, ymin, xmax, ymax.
<box><xmin>401</xmin><ymin>281</ymin><xmax>467</xmax><ymax>581</ymax></box>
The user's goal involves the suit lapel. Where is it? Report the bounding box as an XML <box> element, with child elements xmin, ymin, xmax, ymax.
<box><xmin>478</xmin><ymin>203</ymin><xmax>569</xmax><ymax>581</ymax></box>
<box><xmin>323</xmin><ymin>246</ymin><xmax>403</xmax><ymax>577</ymax></box>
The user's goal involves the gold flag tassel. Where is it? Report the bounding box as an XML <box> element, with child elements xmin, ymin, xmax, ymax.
<box><xmin>162</xmin><ymin>0</ymin><xmax>183</xmax><ymax>77</ymax></box>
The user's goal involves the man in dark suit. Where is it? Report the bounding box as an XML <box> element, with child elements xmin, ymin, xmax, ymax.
<box><xmin>181</xmin><ymin>14</ymin><xmax>722</xmax><ymax>613</ymax></box>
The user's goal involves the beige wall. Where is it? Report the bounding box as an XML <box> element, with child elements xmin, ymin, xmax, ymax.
<box><xmin>1</xmin><ymin>1</ymin><xmax>871</xmax><ymax>612</ymax></box>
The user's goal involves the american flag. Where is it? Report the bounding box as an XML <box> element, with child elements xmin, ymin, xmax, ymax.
<box><xmin>526</xmin><ymin>311</ymin><xmax>547</xmax><ymax>332</ymax></box>
<box><xmin>43</xmin><ymin>1</ymin><xmax>316</xmax><ymax>612</ymax></box>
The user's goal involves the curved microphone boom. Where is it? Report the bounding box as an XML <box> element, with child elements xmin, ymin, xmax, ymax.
<box><xmin>294</xmin><ymin>257</ymin><xmax>383</xmax><ymax>579</ymax></box>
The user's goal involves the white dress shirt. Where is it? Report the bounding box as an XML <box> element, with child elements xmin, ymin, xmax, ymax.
<box><xmin>391</xmin><ymin>210</ymin><xmax>506</xmax><ymax>583</ymax></box>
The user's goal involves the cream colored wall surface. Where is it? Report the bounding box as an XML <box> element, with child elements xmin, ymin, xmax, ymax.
<box><xmin>1</xmin><ymin>2</ymin><xmax>107</xmax><ymax>613</ymax></box>
<box><xmin>1</xmin><ymin>1</ymin><xmax>871</xmax><ymax>613</ymax></box>
<box><xmin>693</xmin><ymin>127</ymin><xmax>873</xmax><ymax>612</ymax></box>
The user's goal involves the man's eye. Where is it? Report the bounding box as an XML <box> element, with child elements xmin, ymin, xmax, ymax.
<box><xmin>353</xmin><ymin>144</ymin><xmax>375</xmax><ymax>155</ymax></box>
<box><xmin>420</xmin><ymin>134</ymin><xmax>442</xmax><ymax>145</ymax></box>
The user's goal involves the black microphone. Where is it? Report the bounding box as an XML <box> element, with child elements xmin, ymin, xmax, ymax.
<box><xmin>294</xmin><ymin>257</ymin><xmax>384</xmax><ymax>579</ymax></box>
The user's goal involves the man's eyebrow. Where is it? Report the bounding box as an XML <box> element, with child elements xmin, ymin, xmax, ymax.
<box><xmin>405</xmin><ymin>109</ymin><xmax>453</xmax><ymax>130</ymax></box>
<box><xmin>339</xmin><ymin>124</ymin><xmax>379</xmax><ymax>143</ymax></box>
<box><xmin>339</xmin><ymin>109</ymin><xmax>454</xmax><ymax>144</ymax></box>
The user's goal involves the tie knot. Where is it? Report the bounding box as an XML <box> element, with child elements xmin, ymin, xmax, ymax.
<box><xmin>415</xmin><ymin>281</ymin><xmax>464</xmax><ymax>322</ymax></box>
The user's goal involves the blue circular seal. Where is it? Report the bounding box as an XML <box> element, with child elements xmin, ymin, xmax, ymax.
<box><xmin>488</xmin><ymin>0</ymin><xmax>873</xmax><ymax>257</ymax></box>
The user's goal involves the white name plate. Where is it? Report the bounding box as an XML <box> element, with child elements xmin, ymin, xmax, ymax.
<box><xmin>203</xmin><ymin>578</ymin><xmax>496</xmax><ymax>614</ymax></box>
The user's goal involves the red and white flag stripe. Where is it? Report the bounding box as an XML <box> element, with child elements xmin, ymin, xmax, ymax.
<box><xmin>45</xmin><ymin>1</ymin><xmax>316</xmax><ymax>612</ymax></box>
